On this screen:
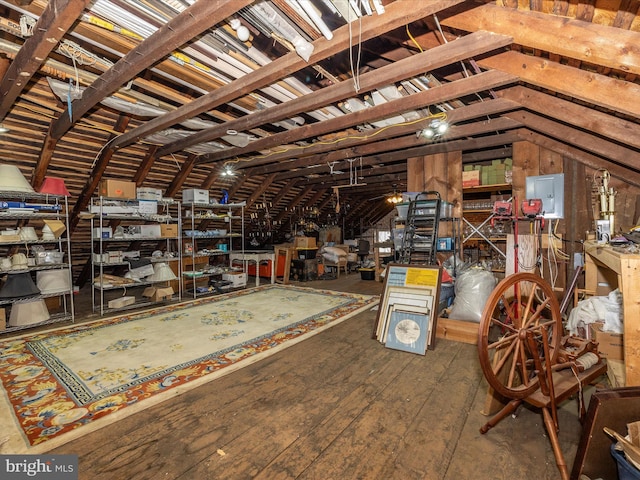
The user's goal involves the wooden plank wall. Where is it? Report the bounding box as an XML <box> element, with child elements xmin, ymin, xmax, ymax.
<box><xmin>407</xmin><ymin>151</ymin><xmax>462</xmax><ymax>238</ymax></box>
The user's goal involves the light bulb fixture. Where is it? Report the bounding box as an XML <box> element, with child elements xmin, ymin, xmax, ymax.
<box><xmin>229</xmin><ymin>19</ymin><xmax>250</xmax><ymax>42</ymax></box>
<box><xmin>0</xmin><ymin>124</ymin><xmax>10</xmax><ymax>134</ymax></box>
<box><xmin>418</xmin><ymin>117</ymin><xmax>450</xmax><ymax>141</ymax></box>
<box><xmin>386</xmin><ymin>193</ymin><xmax>403</xmax><ymax>204</ymax></box>
<box><xmin>221</xmin><ymin>165</ymin><xmax>234</xmax><ymax>176</ymax></box>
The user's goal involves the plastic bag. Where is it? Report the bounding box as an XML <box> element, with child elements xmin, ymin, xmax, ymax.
<box><xmin>448</xmin><ymin>267</ymin><xmax>497</xmax><ymax>323</ymax></box>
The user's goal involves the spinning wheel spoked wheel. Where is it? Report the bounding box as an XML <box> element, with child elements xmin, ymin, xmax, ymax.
<box><xmin>477</xmin><ymin>272</ymin><xmax>563</xmax><ymax>401</ymax></box>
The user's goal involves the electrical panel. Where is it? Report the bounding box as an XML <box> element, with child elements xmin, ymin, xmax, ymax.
<box><xmin>525</xmin><ymin>173</ymin><xmax>564</xmax><ymax>219</ymax></box>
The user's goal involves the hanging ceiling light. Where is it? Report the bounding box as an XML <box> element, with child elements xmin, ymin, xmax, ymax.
<box><xmin>0</xmin><ymin>124</ymin><xmax>10</xmax><ymax>134</ymax></box>
<box><xmin>418</xmin><ymin>117</ymin><xmax>449</xmax><ymax>141</ymax></box>
<box><xmin>386</xmin><ymin>193</ymin><xmax>403</xmax><ymax>204</ymax></box>
<box><xmin>221</xmin><ymin>165</ymin><xmax>234</xmax><ymax>176</ymax></box>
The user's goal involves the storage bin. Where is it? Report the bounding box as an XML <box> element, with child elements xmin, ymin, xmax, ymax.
<box><xmin>183</xmin><ymin>188</ymin><xmax>209</xmax><ymax>204</ymax></box>
<box><xmin>611</xmin><ymin>443</ymin><xmax>640</xmax><ymax>480</ymax></box>
<box><xmin>35</xmin><ymin>251</ymin><xmax>64</xmax><ymax>265</ymax></box>
<box><xmin>359</xmin><ymin>268</ymin><xmax>375</xmax><ymax>280</ymax></box>
<box><xmin>137</xmin><ymin>187</ymin><xmax>162</xmax><ymax>201</ymax></box>
<box><xmin>396</xmin><ymin>203</ymin><xmax>409</xmax><ymax>219</ymax></box>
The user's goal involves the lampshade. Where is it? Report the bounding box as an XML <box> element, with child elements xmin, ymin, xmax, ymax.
<box><xmin>147</xmin><ymin>262</ymin><xmax>177</xmax><ymax>282</ymax></box>
<box><xmin>18</xmin><ymin>227</ymin><xmax>38</xmax><ymax>242</ymax></box>
<box><xmin>36</xmin><ymin>269</ymin><xmax>71</xmax><ymax>294</ymax></box>
<box><xmin>0</xmin><ymin>271</ymin><xmax>40</xmax><ymax>298</ymax></box>
<box><xmin>41</xmin><ymin>224</ymin><xmax>56</xmax><ymax>240</ymax></box>
<box><xmin>39</xmin><ymin>176</ymin><xmax>70</xmax><ymax>196</ymax></box>
<box><xmin>10</xmin><ymin>253</ymin><xmax>29</xmax><ymax>270</ymax></box>
<box><xmin>0</xmin><ymin>164</ymin><xmax>34</xmax><ymax>193</ymax></box>
<box><xmin>9</xmin><ymin>299</ymin><xmax>49</xmax><ymax>326</ymax></box>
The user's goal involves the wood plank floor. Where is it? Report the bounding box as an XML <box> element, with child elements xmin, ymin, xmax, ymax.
<box><xmin>45</xmin><ymin>274</ymin><xmax>606</xmax><ymax>479</ymax></box>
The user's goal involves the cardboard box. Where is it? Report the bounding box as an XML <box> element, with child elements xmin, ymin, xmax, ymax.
<box><xmin>92</xmin><ymin>227</ymin><xmax>112</xmax><ymax>239</ymax></box>
<box><xmin>160</xmin><ymin>224</ymin><xmax>179</xmax><ymax>238</ymax></box>
<box><xmin>89</xmin><ymin>204</ymin><xmax>136</xmax><ymax>215</ymax></box>
<box><xmin>142</xmin><ymin>286</ymin><xmax>174</xmax><ymax>301</ymax></box>
<box><xmin>590</xmin><ymin>322</ymin><xmax>624</xmax><ymax>360</ymax></box>
<box><xmin>99</xmin><ymin>179</ymin><xmax>136</xmax><ymax>199</ymax></box>
<box><xmin>462</xmin><ymin>170</ymin><xmax>480</xmax><ymax>188</ymax></box>
<box><xmin>222</xmin><ymin>272</ymin><xmax>247</xmax><ymax>287</ymax></box>
<box><xmin>130</xmin><ymin>225</ymin><xmax>162</xmax><ymax>238</ymax></box>
<box><xmin>183</xmin><ymin>188</ymin><xmax>209</xmax><ymax>204</ymax></box>
<box><xmin>0</xmin><ymin>308</ymin><xmax>5</xmax><ymax>331</ymax></box>
<box><xmin>294</xmin><ymin>237</ymin><xmax>317</xmax><ymax>249</ymax></box>
<box><xmin>108</xmin><ymin>296</ymin><xmax>136</xmax><ymax>309</ymax></box>
<box><xmin>137</xmin><ymin>187</ymin><xmax>163</xmax><ymax>201</ymax></box>
<box><xmin>93</xmin><ymin>253</ymin><xmax>109</xmax><ymax>263</ymax></box>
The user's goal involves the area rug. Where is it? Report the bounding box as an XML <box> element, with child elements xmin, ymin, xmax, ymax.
<box><xmin>0</xmin><ymin>284</ymin><xmax>378</xmax><ymax>454</ymax></box>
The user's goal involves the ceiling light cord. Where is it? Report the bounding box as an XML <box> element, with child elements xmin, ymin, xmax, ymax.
<box><xmin>348</xmin><ymin>3</ymin><xmax>363</xmax><ymax>92</ymax></box>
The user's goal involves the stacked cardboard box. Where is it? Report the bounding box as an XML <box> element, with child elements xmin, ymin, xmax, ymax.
<box><xmin>463</xmin><ymin>158</ymin><xmax>513</xmax><ymax>186</ymax></box>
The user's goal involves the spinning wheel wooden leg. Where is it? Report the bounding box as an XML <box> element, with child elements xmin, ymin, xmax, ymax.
<box><xmin>479</xmin><ymin>398</ymin><xmax>522</xmax><ymax>434</ymax></box>
<box><xmin>541</xmin><ymin>407</ymin><xmax>570</xmax><ymax>480</ymax></box>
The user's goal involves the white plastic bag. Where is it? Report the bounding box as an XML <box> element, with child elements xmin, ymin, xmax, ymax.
<box><xmin>448</xmin><ymin>267</ymin><xmax>497</xmax><ymax>323</ymax></box>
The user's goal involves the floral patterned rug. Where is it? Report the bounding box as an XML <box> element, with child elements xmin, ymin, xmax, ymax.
<box><xmin>0</xmin><ymin>284</ymin><xmax>377</xmax><ymax>453</ymax></box>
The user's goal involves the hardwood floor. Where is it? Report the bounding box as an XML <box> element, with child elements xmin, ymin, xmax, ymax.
<box><xmin>47</xmin><ymin>274</ymin><xmax>605</xmax><ymax>479</ymax></box>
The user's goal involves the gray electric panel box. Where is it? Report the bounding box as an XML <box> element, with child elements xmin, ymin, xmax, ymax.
<box><xmin>525</xmin><ymin>173</ymin><xmax>564</xmax><ymax>219</ymax></box>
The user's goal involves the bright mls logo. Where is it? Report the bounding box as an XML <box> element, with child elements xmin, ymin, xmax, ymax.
<box><xmin>0</xmin><ymin>455</ymin><xmax>78</xmax><ymax>479</ymax></box>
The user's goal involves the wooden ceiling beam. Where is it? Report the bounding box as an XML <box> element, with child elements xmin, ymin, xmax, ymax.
<box><xmin>516</xmin><ymin>129</ymin><xmax>640</xmax><ymax>188</ymax></box>
<box><xmin>245</xmin><ymin>173</ymin><xmax>277</xmax><ymax>210</ymax></box>
<box><xmin>0</xmin><ymin>0</ymin><xmax>91</xmax><ymax>120</ymax></box>
<box><xmin>497</xmin><ymin>85</ymin><xmax>640</xmax><ymax>150</ymax></box>
<box><xmin>506</xmin><ymin>110</ymin><xmax>640</xmax><ymax>176</ymax></box>
<box><xmin>475</xmin><ymin>50</ymin><xmax>640</xmax><ymax>119</ymax></box>
<box><xmin>50</xmin><ymin>0</ymin><xmax>253</xmax><ymax>140</ymax></box>
<box><xmin>441</xmin><ymin>2</ymin><xmax>640</xmax><ymax>75</ymax></box>
<box><xmin>197</xmin><ymin>68</ymin><xmax>517</xmax><ymax>168</ymax></box>
<box><xmin>175</xmin><ymin>31</ymin><xmax>513</xmax><ymax>158</ymax></box>
<box><xmin>112</xmin><ymin>0</ymin><xmax>467</xmax><ymax>150</ymax></box>
<box><xmin>69</xmin><ymin>114</ymin><xmax>131</xmax><ymax>233</ymax></box>
<box><xmin>274</xmin><ymin>186</ymin><xmax>314</xmax><ymax>223</ymax></box>
<box><xmin>245</xmin><ymin>98</ymin><xmax>520</xmax><ymax>175</ymax></box>
<box><xmin>271</xmin><ymin>116</ymin><xmax>522</xmax><ymax>180</ymax></box>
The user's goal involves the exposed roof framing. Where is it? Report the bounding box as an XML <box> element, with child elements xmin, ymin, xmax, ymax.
<box><xmin>0</xmin><ymin>0</ymin><xmax>636</xmax><ymax>274</ymax></box>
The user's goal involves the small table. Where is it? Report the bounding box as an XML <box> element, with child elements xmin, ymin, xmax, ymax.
<box><xmin>229</xmin><ymin>251</ymin><xmax>275</xmax><ymax>287</ymax></box>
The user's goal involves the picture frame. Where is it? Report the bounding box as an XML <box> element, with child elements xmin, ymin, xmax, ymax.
<box><xmin>385</xmin><ymin>305</ymin><xmax>431</xmax><ymax>355</ymax></box>
<box><xmin>373</xmin><ymin>263</ymin><xmax>441</xmax><ymax>350</ymax></box>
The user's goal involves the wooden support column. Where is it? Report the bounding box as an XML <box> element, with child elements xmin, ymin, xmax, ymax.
<box><xmin>407</xmin><ymin>151</ymin><xmax>462</xmax><ymax>236</ymax></box>
<box><xmin>564</xmin><ymin>157</ymin><xmax>589</xmax><ymax>289</ymax></box>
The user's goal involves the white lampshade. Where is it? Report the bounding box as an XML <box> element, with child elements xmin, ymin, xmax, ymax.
<box><xmin>0</xmin><ymin>164</ymin><xmax>34</xmax><ymax>192</ymax></box>
<box><xmin>10</xmin><ymin>253</ymin><xmax>29</xmax><ymax>270</ymax></box>
<box><xmin>9</xmin><ymin>299</ymin><xmax>50</xmax><ymax>326</ymax></box>
<box><xmin>41</xmin><ymin>224</ymin><xmax>56</xmax><ymax>240</ymax></box>
<box><xmin>18</xmin><ymin>227</ymin><xmax>38</xmax><ymax>241</ymax></box>
<box><xmin>36</xmin><ymin>269</ymin><xmax>71</xmax><ymax>294</ymax></box>
<box><xmin>147</xmin><ymin>262</ymin><xmax>177</xmax><ymax>282</ymax></box>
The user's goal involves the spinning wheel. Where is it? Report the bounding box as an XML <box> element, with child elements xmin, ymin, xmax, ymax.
<box><xmin>477</xmin><ymin>272</ymin><xmax>607</xmax><ymax>480</ymax></box>
<box><xmin>478</xmin><ymin>272</ymin><xmax>563</xmax><ymax>400</ymax></box>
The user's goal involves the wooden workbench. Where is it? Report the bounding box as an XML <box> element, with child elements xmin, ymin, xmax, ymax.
<box><xmin>583</xmin><ymin>240</ymin><xmax>640</xmax><ymax>385</ymax></box>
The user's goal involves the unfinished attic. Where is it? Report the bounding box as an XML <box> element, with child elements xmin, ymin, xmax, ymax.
<box><xmin>0</xmin><ymin>1</ymin><xmax>639</xmax><ymax>479</ymax></box>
